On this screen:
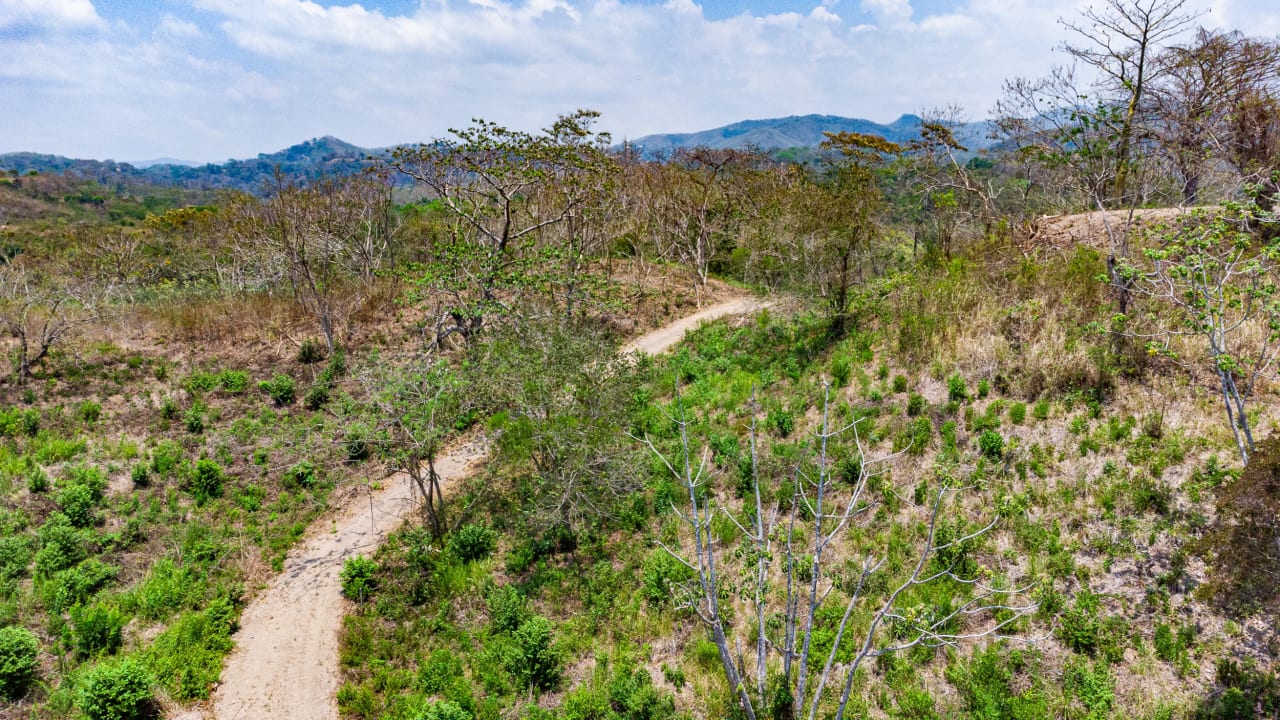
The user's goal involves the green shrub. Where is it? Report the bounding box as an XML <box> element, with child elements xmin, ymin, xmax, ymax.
<box><xmin>259</xmin><ymin>374</ymin><xmax>296</xmax><ymax>407</ymax></box>
<box><xmin>78</xmin><ymin>400</ymin><xmax>103</xmax><ymax>424</ymax></box>
<box><xmin>0</xmin><ymin>536</ymin><xmax>32</xmax><ymax>582</ymax></box>
<box><xmin>186</xmin><ymin>459</ymin><xmax>224</xmax><ymax>505</ymax></box>
<box><xmin>766</xmin><ymin>408</ymin><xmax>794</xmax><ymax>438</ymax></box>
<box><xmin>296</xmin><ymin>338</ymin><xmax>326</xmax><ymax>364</ymax></box>
<box><xmin>0</xmin><ymin>625</ymin><xmax>39</xmax><ymax>699</ymax></box>
<box><xmin>0</xmin><ymin>407</ymin><xmax>39</xmax><ymax>437</ymax></box>
<box><xmin>58</xmin><ymin>482</ymin><xmax>100</xmax><ymax>527</ymax></box>
<box><xmin>182</xmin><ymin>404</ymin><xmax>205</xmax><ymax>434</ymax></box>
<box><xmin>947</xmin><ymin>374</ymin><xmax>968</xmax><ymax>402</ymax></box>
<box><xmin>1032</xmin><ymin>399</ymin><xmax>1050</xmax><ymax>421</ymax></box>
<box><xmin>282</xmin><ymin>461</ymin><xmax>318</xmax><ymax>490</ymax></box>
<box><xmin>1196</xmin><ymin>659</ymin><xmax>1280</xmax><ymax>719</ymax></box>
<box><xmin>340</xmin><ymin>555</ymin><xmax>378</xmax><ymax>602</ymax></box>
<box><xmin>217</xmin><ymin>370</ymin><xmax>249</xmax><ymax>394</ymax></box>
<box><xmin>149</xmin><ymin>440</ymin><xmax>183</xmax><ymax>479</ymax></box>
<box><xmin>71</xmin><ymin>603</ymin><xmax>125</xmax><ymax>658</ymax></box>
<box><xmin>893</xmin><ymin>375</ymin><xmax>908</xmax><ymax>393</ymax></box>
<box><xmin>449</xmin><ymin>524</ymin><xmax>497</xmax><ymax>563</ymax></box>
<box><xmin>129</xmin><ymin>463</ymin><xmax>150</xmax><ymax>489</ymax></box>
<box><xmin>34</xmin><ymin>513</ymin><xmax>88</xmax><ymax>577</ymax></box>
<box><xmin>904</xmin><ymin>417</ymin><xmax>932</xmax><ymax>455</ymax></box>
<box><xmin>303</xmin><ymin>384</ymin><xmax>330</xmax><ymax>410</ymax></box>
<box><xmin>1008</xmin><ymin>402</ymin><xmax>1027</xmax><ymax>425</ymax></box>
<box><xmin>487</xmin><ymin>585</ymin><xmax>529</xmax><ymax>633</ymax></box>
<box><xmin>641</xmin><ymin>550</ymin><xmax>693</xmax><ymax>608</ymax></box>
<box><xmin>144</xmin><ymin>598</ymin><xmax>236</xmax><ymax>701</ymax></box>
<box><xmin>26</xmin><ymin>464</ymin><xmax>49</xmax><ymax>493</ymax></box>
<box><xmin>978</xmin><ymin>430</ymin><xmax>1005</xmax><ymax>459</ymax></box>
<box><xmin>830</xmin><ymin>356</ymin><xmax>852</xmax><ymax>388</ymax></box>
<box><xmin>182</xmin><ymin>371</ymin><xmax>219</xmax><ymax>394</ymax></box>
<box><xmin>561</xmin><ymin>658</ymin><xmax>678</xmax><ymax>720</ymax></box>
<box><xmin>906</xmin><ymin>393</ymin><xmax>927</xmax><ymax>417</ymax></box>
<box><xmin>40</xmin><ymin>559</ymin><xmax>120</xmax><ymax>613</ymax></box>
<box><xmin>507</xmin><ymin>615</ymin><xmax>561</xmax><ymax>691</ymax></box>
<box><xmin>77</xmin><ymin>658</ymin><xmax>154</xmax><ymax>720</ymax></box>
<box><xmin>415</xmin><ymin>701</ymin><xmax>473</xmax><ymax>720</ymax></box>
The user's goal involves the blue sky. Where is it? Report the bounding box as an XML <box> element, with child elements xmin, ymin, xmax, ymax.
<box><xmin>3</xmin><ymin>0</ymin><xmax>1278</xmax><ymax>162</ymax></box>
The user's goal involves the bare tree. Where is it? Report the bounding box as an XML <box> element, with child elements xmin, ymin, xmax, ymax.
<box><xmin>638</xmin><ymin>383</ymin><xmax>1034</xmax><ymax>719</ymax></box>
<box><xmin>0</xmin><ymin>260</ymin><xmax>114</xmax><ymax>381</ymax></box>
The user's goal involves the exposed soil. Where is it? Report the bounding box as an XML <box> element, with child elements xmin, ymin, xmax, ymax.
<box><xmin>188</xmin><ymin>294</ymin><xmax>772</xmax><ymax>720</ymax></box>
<box><xmin>1023</xmin><ymin>207</ymin><xmax>1203</xmax><ymax>252</ymax></box>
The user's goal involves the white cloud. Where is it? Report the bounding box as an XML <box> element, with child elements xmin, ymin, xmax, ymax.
<box><xmin>2</xmin><ymin>0</ymin><xmax>1279</xmax><ymax>161</ymax></box>
<box><xmin>0</xmin><ymin>0</ymin><xmax>103</xmax><ymax>30</ymax></box>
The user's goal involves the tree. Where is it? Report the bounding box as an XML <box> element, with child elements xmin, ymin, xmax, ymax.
<box><xmin>390</xmin><ymin>110</ymin><xmax>616</xmax><ymax>346</ymax></box>
<box><xmin>639</xmin><ymin>385</ymin><xmax>1032</xmax><ymax>720</ymax></box>
<box><xmin>1117</xmin><ymin>201</ymin><xmax>1280</xmax><ymax>462</ymax></box>
<box><xmin>220</xmin><ymin>172</ymin><xmax>396</xmax><ymax>352</ymax></box>
<box><xmin>359</xmin><ymin>357</ymin><xmax>467</xmax><ymax>537</ymax></box>
<box><xmin>470</xmin><ymin>318</ymin><xmax>641</xmax><ymax>533</ymax></box>
<box><xmin>0</xmin><ymin>260</ymin><xmax>112</xmax><ymax>381</ymax></box>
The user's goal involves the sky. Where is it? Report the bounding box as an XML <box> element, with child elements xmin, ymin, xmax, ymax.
<box><xmin>2</xmin><ymin>0</ymin><xmax>1278</xmax><ymax>163</ymax></box>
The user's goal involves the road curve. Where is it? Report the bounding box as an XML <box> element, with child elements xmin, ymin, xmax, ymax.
<box><xmin>199</xmin><ymin>294</ymin><xmax>771</xmax><ymax>720</ymax></box>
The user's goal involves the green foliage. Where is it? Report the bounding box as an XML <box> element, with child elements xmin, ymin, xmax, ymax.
<box><xmin>1063</xmin><ymin>658</ymin><xmax>1113</xmax><ymax>720</ymax></box>
<box><xmin>40</xmin><ymin>559</ymin><xmax>119</xmax><ymax>613</ymax></box>
<box><xmin>560</xmin><ymin>656</ymin><xmax>678</xmax><ymax>720</ymax></box>
<box><xmin>1057</xmin><ymin>589</ymin><xmax>1126</xmax><ymax>662</ymax></box>
<box><xmin>1196</xmin><ymin>659</ymin><xmax>1280</xmax><ymax>719</ymax></box>
<box><xmin>303</xmin><ymin>384</ymin><xmax>330</xmax><ymax>410</ymax></box>
<box><xmin>148</xmin><ymin>440</ymin><xmax>183</xmax><ymax>479</ymax></box>
<box><xmin>296</xmin><ymin>338</ymin><xmax>326</xmax><ymax>364</ymax></box>
<box><xmin>0</xmin><ymin>407</ymin><xmax>39</xmax><ymax>437</ymax></box>
<box><xmin>946</xmin><ymin>644</ymin><xmax>1047</xmax><ymax>720</ymax></box>
<box><xmin>893</xmin><ymin>375</ymin><xmax>908</xmax><ymax>393</ymax></box>
<box><xmin>78</xmin><ymin>400</ymin><xmax>103</xmax><ymax>424</ymax></box>
<box><xmin>182</xmin><ymin>371</ymin><xmax>219</xmax><ymax>394</ymax></box>
<box><xmin>70</xmin><ymin>603</ymin><xmax>125</xmax><ymax>658</ymax></box>
<box><xmin>505</xmin><ymin>615</ymin><xmax>561</xmax><ymax>692</ymax></box>
<box><xmin>77</xmin><ymin>658</ymin><xmax>154</xmax><ymax>720</ymax></box>
<box><xmin>144</xmin><ymin>598</ymin><xmax>236</xmax><ymax>701</ymax></box>
<box><xmin>830</xmin><ymin>355</ymin><xmax>852</xmax><ymax>388</ymax></box>
<box><xmin>767</xmin><ymin>408</ymin><xmax>795</xmax><ymax>438</ymax></box>
<box><xmin>448</xmin><ymin>524</ymin><xmax>497</xmax><ymax>563</ymax></box>
<box><xmin>185</xmin><ymin>459</ymin><xmax>225</xmax><ymax>505</ymax></box>
<box><xmin>258</xmin><ymin>373</ymin><xmax>296</xmax><ymax>406</ymax></box>
<box><xmin>340</xmin><ymin>555</ymin><xmax>378</xmax><ymax>602</ymax></box>
<box><xmin>34</xmin><ymin>513</ymin><xmax>88</xmax><ymax>577</ymax></box>
<box><xmin>217</xmin><ymin>370</ymin><xmax>250</xmax><ymax>394</ymax></box>
<box><xmin>641</xmin><ymin>550</ymin><xmax>693</xmax><ymax>608</ymax></box>
<box><xmin>1032</xmin><ymin>400</ymin><xmax>1050</xmax><ymax>421</ymax></box>
<box><xmin>414</xmin><ymin>701</ymin><xmax>473</xmax><ymax>720</ymax></box>
<box><xmin>948</xmin><ymin>374</ymin><xmax>968</xmax><ymax>402</ymax></box>
<box><xmin>129</xmin><ymin>463</ymin><xmax>150</xmax><ymax>489</ymax></box>
<box><xmin>1008</xmin><ymin>402</ymin><xmax>1027</xmax><ymax>425</ymax></box>
<box><xmin>486</xmin><ymin>585</ymin><xmax>529</xmax><ymax>634</ymax></box>
<box><xmin>282</xmin><ymin>460</ymin><xmax>318</xmax><ymax>490</ymax></box>
<box><xmin>0</xmin><ymin>536</ymin><xmax>33</xmax><ymax>583</ymax></box>
<box><xmin>183</xmin><ymin>403</ymin><xmax>205</xmax><ymax>434</ymax></box>
<box><xmin>906</xmin><ymin>392</ymin><xmax>927</xmax><ymax>417</ymax></box>
<box><xmin>903</xmin><ymin>417</ymin><xmax>933</xmax><ymax>455</ymax></box>
<box><xmin>977</xmin><ymin>430</ymin><xmax>1005</xmax><ymax>459</ymax></box>
<box><xmin>0</xmin><ymin>625</ymin><xmax>39</xmax><ymax>699</ymax></box>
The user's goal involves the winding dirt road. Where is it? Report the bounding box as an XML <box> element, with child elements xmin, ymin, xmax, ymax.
<box><xmin>200</xmin><ymin>296</ymin><xmax>770</xmax><ymax>720</ymax></box>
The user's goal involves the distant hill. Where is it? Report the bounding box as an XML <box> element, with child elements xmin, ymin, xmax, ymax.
<box><xmin>627</xmin><ymin>114</ymin><xmax>994</xmax><ymax>157</ymax></box>
<box><xmin>0</xmin><ymin>136</ymin><xmax>382</xmax><ymax>193</ymax></box>
<box><xmin>0</xmin><ymin>115</ymin><xmax>999</xmax><ymax>192</ymax></box>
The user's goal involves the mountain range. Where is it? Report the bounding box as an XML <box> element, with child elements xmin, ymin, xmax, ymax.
<box><xmin>0</xmin><ymin>114</ymin><xmax>994</xmax><ymax>193</ymax></box>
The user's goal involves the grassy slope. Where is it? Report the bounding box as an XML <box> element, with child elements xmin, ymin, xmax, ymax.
<box><xmin>335</xmin><ymin>242</ymin><xmax>1278</xmax><ymax>720</ymax></box>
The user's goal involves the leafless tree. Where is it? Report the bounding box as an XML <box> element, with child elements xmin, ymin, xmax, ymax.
<box><xmin>0</xmin><ymin>261</ymin><xmax>114</xmax><ymax>381</ymax></box>
<box><xmin>638</xmin><ymin>383</ymin><xmax>1034</xmax><ymax>719</ymax></box>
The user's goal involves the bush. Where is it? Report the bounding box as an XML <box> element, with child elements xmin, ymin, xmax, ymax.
<box><xmin>282</xmin><ymin>461</ymin><xmax>318</xmax><ymax>490</ymax></box>
<box><xmin>34</xmin><ymin>513</ymin><xmax>87</xmax><ymax>577</ymax></box>
<box><xmin>641</xmin><ymin>550</ymin><xmax>694</xmax><ymax>608</ymax></box>
<box><xmin>487</xmin><ymin>585</ymin><xmax>529</xmax><ymax>634</ymax></box>
<box><xmin>182</xmin><ymin>404</ymin><xmax>205</xmax><ymax>435</ymax></box>
<box><xmin>978</xmin><ymin>430</ymin><xmax>1005</xmax><ymax>459</ymax></box>
<box><xmin>507</xmin><ymin>615</ymin><xmax>561</xmax><ymax>691</ymax></box>
<box><xmin>259</xmin><ymin>374</ymin><xmax>296</xmax><ymax>407</ymax></box>
<box><xmin>449</xmin><ymin>524</ymin><xmax>497</xmax><ymax>563</ymax></box>
<box><xmin>129</xmin><ymin>463</ymin><xmax>150</xmax><ymax>489</ymax></box>
<box><xmin>830</xmin><ymin>356</ymin><xmax>852</xmax><ymax>388</ymax></box>
<box><xmin>71</xmin><ymin>603</ymin><xmax>125</xmax><ymax>658</ymax></box>
<box><xmin>303</xmin><ymin>384</ymin><xmax>330</xmax><ymax>410</ymax></box>
<box><xmin>58</xmin><ymin>482</ymin><xmax>101</xmax><ymax>528</ymax></box>
<box><xmin>0</xmin><ymin>625</ymin><xmax>39</xmax><ymax>699</ymax></box>
<box><xmin>77</xmin><ymin>659</ymin><xmax>154</xmax><ymax>720</ymax></box>
<box><xmin>415</xmin><ymin>701</ymin><xmax>473</xmax><ymax>720</ymax></box>
<box><xmin>186</xmin><ymin>459</ymin><xmax>224</xmax><ymax>505</ymax></box>
<box><xmin>0</xmin><ymin>536</ymin><xmax>32</xmax><ymax>582</ymax></box>
<box><xmin>1008</xmin><ymin>402</ymin><xmax>1027</xmax><ymax>425</ymax></box>
<box><xmin>144</xmin><ymin>598</ymin><xmax>236</xmax><ymax>701</ymax></box>
<box><xmin>340</xmin><ymin>555</ymin><xmax>378</xmax><ymax>602</ymax></box>
<box><xmin>767</xmin><ymin>408</ymin><xmax>794</xmax><ymax>438</ymax></box>
<box><xmin>26</xmin><ymin>464</ymin><xmax>49</xmax><ymax>493</ymax></box>
<box><xmin>906</xmin><ymin>393</ymin><xmax>927</xmax><ymax>417</ymax></box>
<box><xmin>217</xmin><ymin>370</ymin><xmax>249</xmax><ymax>394</ymax></box>
<box><xmin>296</xmin><ymin>338</ymin><xmax>326</xmax><ymax>364</ymax></box>
<box><xmin>892</xmin><ymin>375</ymin><xmax>908</xmax><ymax>393</ymax></box>
<box><xmin>78</xmin><ymin>400</ymin><xmax>103</xmax><ymax>424</ymax></box>
<box><xmin>948</xmin><ymin>374</ymin><xmax>968</xmax><ymax>402</ymax></box>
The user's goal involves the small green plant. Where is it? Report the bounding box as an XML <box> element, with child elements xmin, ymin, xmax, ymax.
<box><xmin>77</xmin><ymin>658</ymin><xmax>154</xmax><ymax>720</ymax></box>
<box><xmin>183</xmin><ymin>403</ymin><xmax>205</xmax><ymax>435</ymax></box>
<box><xmin>641</xmin><ymin>550</ymin><xmax>694</xmax><ymax>608</ymax></box>
<box><xmin>340</xmin><ymin>555</ymin><xmax>378</xmax><ymax>602</ymax></box>
<box><xmin>948</xmin><ymin>374</ymin><xmax>968</xmax><ymax>402</ymax></box>
<box><xmin>186</xmin><ymin>459</ymin><xmax>225</xmax><ymax>505</ymax></box>
<box><xmin>296</xmin><ymin>338</ymin><xmax>326</xmax><ymax>364</ymax></box>
<box><xmin>1032</xmin><ymin>399</ymin><xmax>1050</xmax><ymax>421</ymax></box>
<box><xmin>767</xmin><ymin>408</ymin><xmax>794</xmax><ymax>438</ymax></box>
<box><xmin>977</xmin><ymin>379</ymin><xmax>990</xmax><ymax>398</ymax></box>
<box><xmin>218</xmin><ymin>370</ymin><xmax>250</xmax><ymax>394</ymax></box>
<box><xmin>130</xmin><ymin>463</ymin><xmax>150</xmax><ymax>489</ymax></box>
<box><xmin>0</xmin><ymin>625</ymin><xmax>39</xmax><ymax>699</ymax></box>
<box><xmin>282</xmin><ymin>460</ymin><xmax>318</xmax><ymax>490</ymax></box>
<box><xmin>487</xmin><ymin>584</ymin><xmax>529</xmax><ymax>633</ymax></box>
<box><xmin>414</xmin><ymin>701</ymin><xmax>473</xmax><ymax>720</ymax></box>
<box><xmin>70</xmin><ymin>603</ymin><xmax>125</xmax><ymax>658</ymax></box>
<box><xmin>906</xmin><ymin>393</ymin><xmax>927</xmax><ymax>417</ymax></box>
<box><xmin>26</xmin><ymin>464</ymin><xmax>49</xmax><ymax>493</ymax></box>
<box><xmin>830</xmin><ymin>356</ymin><xmax>852</xmax><ymax>388</ymax></box>
<box><xmin>303</xmin><ymin>384</ymin><xmax>330</xmax><ymax>410</ymax></box>
<box><xmin>78</xmin><ymin>400</ymin><xmax>103</xmax><ymax>424</ymax></box>
<box><xmin>449</xmin><ymin>524</ymin><xmax>497</xmax><ymax>563</ymax></box>
<box><xmin>507</xmin><ymin>615</ymin><xmax>561</xmax><ymax>691</ymax></box>
<box><xmin>183</xmin><ymin>371</ymin><xmax>219</xmax><ymax>394</ymax></box>
<box><xmin>259</xmin><ymin>374</ymin><xmax>296</xmax><ymax>407</ymax></box>
<box><xmin>978</xmin><ymin>430</ymin><xmax>1005</xmax><ymax>459</ymax></box>
<box><xmin>892</xmin><ymin>375</ymin><xmax>908</xmax><ymax>393</ymax></box>
<box><xmin>1008</xmin><ymin>402</ymin><xmax>1027</xmax><ymax>425</ymax></box>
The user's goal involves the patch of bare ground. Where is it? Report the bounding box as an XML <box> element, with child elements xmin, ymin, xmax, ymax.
<box><xmin>1023</xmin><ymin>206</ymin><xmax>1208</xmax><ymax>252</ymax></box>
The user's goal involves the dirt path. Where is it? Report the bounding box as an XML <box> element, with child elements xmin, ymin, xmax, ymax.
<box><xmin>199</xmin><ymin>295</ymin><xmax>770</xmax><ymax>720</ymax></box>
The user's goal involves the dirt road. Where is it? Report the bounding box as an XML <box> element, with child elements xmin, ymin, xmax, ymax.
<box><xmin>201</xmin><ymin>295</ymin><xmax>770</xmax><ymax>720</ymax></box>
